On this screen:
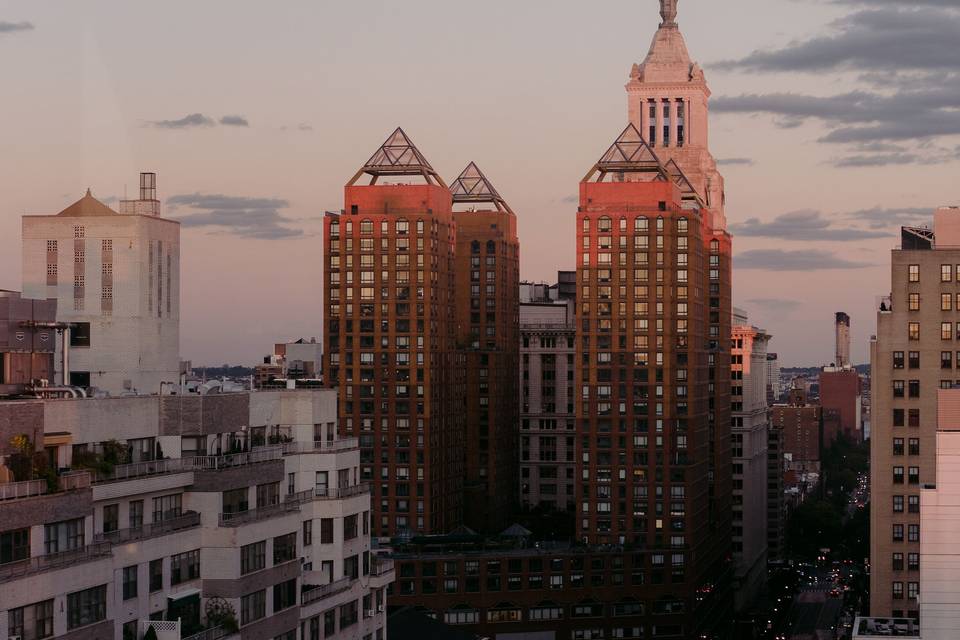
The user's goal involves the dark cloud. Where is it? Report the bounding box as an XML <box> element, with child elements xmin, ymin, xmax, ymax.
<box><xmin>0</xmin><ymin>21</ymin><xmax>33</xmax><ymax>33</ymax></box>
<box><xmin>148</xmin><ymin>113</ymin><xmax>216</xmax><ymax>129</ymax></box>
<box><xmin>744</xmin><ymin>298</ymin><xmax>802</xmax><ymax>312</ymax></box>
<box><xmin>729</xmin><ymin>210</ymin><xmax>890</xmax><ymax>241</ymax></box>
<box><xmin>828</xmin><ymin>0</ymin><xmax>960</xmax><ymax>6</ymax></box>
<box><xmin>843</xmin><ymin>206</ymin><xmax>934</xmax><ymax>229</ymax></box>
<box><xmin>717</xmin><ymin>157</ymin><xmax>755</xmax><ymax>167</ymax></box>
<box><xmin>736</xmin><ymin>249</ymin><xmax>873</xmax><ymax>271</ymax></box>
<box><xmin>715</xmin><ymin>8</ymin><xmax>960</xmax><ymax>74</ymax></box>
<box><xmin>711</xmin><ymin>6</ymin><xmax>960</xmax><ymax>160</ymax></box>
<box><xmin>219</xmin><ymin>115</ymin><xmax>249</xmax><ymax>127</ymax></box>
<box><xmin>167</xmin><ymin>193</ymin><xmax>301</xmax><ymax>240</ymax></box>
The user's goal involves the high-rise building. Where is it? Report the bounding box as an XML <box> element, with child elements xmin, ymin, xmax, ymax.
<box><xmin>767</xmin><ymin>420</ymin><xmax>786</xmax><ymax>561</ymax></box>
<box><xmin>450</xmin><ymin>162</ymin><xmax>520</xmax><ymax>532</ymax></box>
<box><xmin>324</xmin><ymin>129</ymin><xmax>464</xmax><ymax>537</ymax></box>
<box><xmin>0</xmin><ymin>389</ymin><xmax>393</xmax><ymax>640</ymax></box>
<box><xmin>771</xmin><ymin>386</ymin><xmax>823</xmax><ymax>474</ymax></box>
<box><xmin>870</xmin><ymin>209</ymin><xmax>960</xmax><ymax>618</ymax></box>
<box><xmin>574</xmin><ymin>4</ymin><xmax>734</xmax><ymax>634</ymax></box>
<box><xmin>836</xmin><ymin>312</ymin><xmax>851</xmax><ymax>368</ymax></box>
<box><xmin>21</xmin><ymin>173</ymin><xmax>180</xmax><ymax>395</ymax></box>
<box><xmin>731</xmin><ymin>309</ymin><xmax>770</xmax><ymax>611</ymax></box>
<box><xmin>519</xmin><ymin>277</ymin><xmax>576</xmax><ymax>512</ymax></box>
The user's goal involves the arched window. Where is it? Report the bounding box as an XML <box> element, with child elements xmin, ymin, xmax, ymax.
<box><xmin>360</xmin><ymin>219</ymin><xmax>373</xmax><ymax>234</ymax></box>
<box><xmin>598</xmin><ymin>216</ymin><xmax>612</xmax><ymax>232</ymax></box>
<box><xmin>486</xmin><ymin>240</ymin><xmax>496</xmax><ymax>254</ymax></box>
<box><xmin>471</xmin><ymin>240</ymin><xmax>481</xmax><ymax>254</ymax></box>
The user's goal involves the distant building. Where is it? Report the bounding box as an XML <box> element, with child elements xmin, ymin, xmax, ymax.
<box><xmin>255</xmin><ymin>338</ymin><xmax>323</xmax><ymax>389</ymax></box>
<box><xmin>820</xmin><ymin>366</ymin><xmax>862</xmax><ymax>444</ymax></box>
<box><xmin>772</xmin><ymin>386</ymin><xmax>823</xmax><ymax>475</ymax></box>
<box><xmin>766</xmin><ymin>353</ymin><xmax>781</xmax><ymax>404</ymax></box>
<box><xmin>731</xmin><ymin>309</ymin><xmax>770</xmax><ymax>611</ymax></box>
<box><xmin>852</xmin><ymin>617</ymin><xmax>920</xmax><ymax>639</ymax></box>
<box><xmin>836</xmin><ymin>312</ymin><xmax>851</xmax><ymax>369</ymax></box>
<box><xmin>767</xmin><ymin>419</ymin><xmax>786</xmax><ymax>561</ymax></box>
<box><xmin>519</xmin><ymin>276</ymin><xmax>576</xmax><ymax>512</ymax></box>
<box><xmin>21</xmin><ymin>173</ymin><xmax>180</xmax><ymax>395</ymax></box>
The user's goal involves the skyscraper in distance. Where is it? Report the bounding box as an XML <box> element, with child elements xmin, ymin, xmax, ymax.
<box><xmin>836</xmin><ymin>311</ymin><xmax>851</xmax><ymax>368</ymax></box>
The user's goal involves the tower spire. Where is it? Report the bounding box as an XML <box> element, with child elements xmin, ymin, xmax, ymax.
<box><xmin>660</xmin><ymin>0</ymin><xmax>678</xmax><ymax>28</ymax></box>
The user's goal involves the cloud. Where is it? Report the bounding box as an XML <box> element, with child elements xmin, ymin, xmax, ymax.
<box><xmin>167</xmin><ymin>193</ymin><xmax>302</xmax><ymax>240</ymax></box>
<box><xmin>715</xmin><ymin>8</ymin><xmax>960</xmax><ymax>74</ymax></box>
<box><xmin>736</xmin><ymin>249</ymin><xmax>873</xmax><ymax>271</ymax></box>
<box><xmin>0</xmin><ymin>21</ymin><xmax>33</xmax><ymax>34</ymax></box>
<box><xmin>729</xmin><ymin>210</ymin><xmax>890</xmax><ymax>241</ymax></box>
<box><xmin>147</xmin><ymin>113</ymin><xmax>216</xmax><ymax>129</ymax></box>
<box><xmin>716</xmin><ymin>157</ymin><xmax>755</xmax><ymax>167</ymax></box>
<box><xmin>219</xmin><ymin>115</ymin><xmax>249</xmax><ymax>127</ymax></box>
<box><xmin>561</xmin><ymin>195</ymin><xmax>579</xmax><ymax>204</ymax></box>
<box><xmin>843</xmin><ymin>206</ymin><xmax>934</xmax><ymax>229</ymax></box>
<box><xmin>744</xmin><ymin>298</ymin><xmax>802</xmax><ymax>312</ymax></box>
<box><xmin>281</xmin><ymin>123</ymin><xmax>314</xmax><ymax>132</ymax></box>
<box><xmin>711</xmin><ymin>6</ymin><xmax>960</xmax><ymax>158</ymax></box>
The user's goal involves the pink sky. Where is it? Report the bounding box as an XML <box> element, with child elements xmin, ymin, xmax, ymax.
<box><xmin>1</xmin><ymin>0</ymin><xmax>957</xmax><ymax>366</ymax></box>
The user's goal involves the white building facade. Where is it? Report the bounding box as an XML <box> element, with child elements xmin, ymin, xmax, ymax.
<box><xmin>21</xmin><ymin>174</ymin><xmax>180</xmax><ymax>395</ymax></box>
<box><xmin>731</xmin><ymin>309</ymin><xmax>770</xmax><ymax>611</ymax></box>
<box><xmin>0</xmin><ymin>389</ymin><xmax>392</xmax><ymax>640</ymax></box>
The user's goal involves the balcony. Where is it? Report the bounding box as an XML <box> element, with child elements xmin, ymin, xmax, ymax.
<box><xmin>95</xmin><ymin>511</ymin><xmax>201</xmax><ymax>544</ymax></box>
<box><xmin>301</xmin><ymin>577</ymin><xmax>353</xmax><ymax>606</ymax></box>
<box><xmin>98</xmin><ymin>447</ymin><xmax>284</xmax><ymax>483</ymax></box>
<box><xmin>371</xmin><ymin>556</ymin><xmax>394</xmax><ymax>577</ymax></box>
<box><xmin>0</xmin><ymin>471</ymin><xmax>91</xmax><ymax>501</ymax></box>
<box><xmin>313</xmin><ymin>483</ymin><xmax>370</xmax><ymax>500</ymax></box>
<box><xmin>218</xmin><ymin>500</ymin><xmax>300</xmax><ymax>527</ymax></box>
<box><xmin>281</xmin><ymin>438</ymin><xmax>360</xmax><ymax>455</ymax></box>
<box><xmin>0</xmin><ymin>541</ymin><xmax>111</xmax><ymax>580</ymax></box>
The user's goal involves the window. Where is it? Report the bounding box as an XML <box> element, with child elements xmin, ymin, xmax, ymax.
<box><xmin>893</xmin><ymin>467</ymin><xmax>904</xmax><ymax>484</ymax></box>
<box><xmin>943</xmin><ymin>293</ymin><xmax>954</xmax><ymax>310</ymax></box>
<box><xmin>893</xmin><ymin>438</ymin><xmax>904</xmax><ymax>456</ymax></box>
<box><xmin>99</xmin><ymin>505</ymin><xmax>119</xmax><ymax>535</ymax></box>
<box><xmin>908</xmin><ymin>495</ymin><xmax>920</xmax><ymax>513</ymax></box>
<box><xmin>344</xmin><ymin>514</ymin><xmax>359</xmax><ymax>540</ymax></box>
<box><xmin>893</xmin><ymin>524</ymin><xmax>904</xmax><ymax>542</ymax></box>
<box><xmin>893</xmin><ymin>409</ymin><xmax>905</xmax><ymax>426</ymax></box>
<box><xmin>170</xmin><ymin>550</ymin><xmax>200</xmax><ymax>585</ymax></box>
<box><xmin>893</xmin><ymin>553</ymin><xmax>904</xmax><ymax>570</ymax></box>
<box><xmin>908</xmin><ymin>380</ymin><xmax>920</xmax><ymax>398</ymax></box>
<box><xmin>908</xmin><ymin>265</ymin><xmax>919</xmax><ymax>282</ymax></box>
<box><xmin>273</xmin><ymin>579</ymin><xmax>297</xmax><ymax>612</ymax></box>
<box><xmin>445</xmin><ymin>609</ymin><xmax>480</xmax><ymax>625</ymax></box>
<box><xmin>908</xmin><ymin>524</ymin><xmax>919</xmax><ymax>542</ymax></box>
<box><xmin>320</xmin><ymin>518</ymin><xmax>334</xmax><ymax>544</ymax></box>
<box><xmin>241</xmin><ymin>541</ymin><xmax>266</xmax><ymax>575</ymax></box>
<box><xmin>893</xmin><ymin>495</ymin><xmax>904</xmax><ymax>512</ymax></box>
<box><xmin>908</xmin><ymin>553</ymin><xmax>919</xmax><ymax>571</ymax></box>
<box><xmin>44</xmin><ymin>518</ymin><xmax>84</xmax><ymax>554</ymax></box>
<box><xmin>908</xmin><ymin>582</ymin><xmax>919</xmax><ymax>600</ymax></box>
<box><xmin>150</xmin><ymin>558</ymin><xmax>163</xmax><ymax>592</ymax></box>
<box><xmin>274</xmin><ymin>532</ymin><xmax>297</xmax><ymax>564</ymax></box>
<box><xmin>909</xmin><ymin>408</ymin><xmax>920</xmax><ymax>427</ymax></box>
<box><xmin>908</xmin><ymin>467</ymin><xmax>920</xmax><ymax>485</ymax></box>
<box><xmin>70</xmin><ymin>322</ymin><xmax>91</xmax><ymax>347</ymax></box>
<box><xmin>893</xmin><ymin>381</ymin><xmax>905</xmax><ymax>398</ymax></box>
<box><xmin>129</xmin><ymin>500</ymin><xmax>144</xmax><ymax>529</ymax></box>
<box><xmin>303</xmin><ymin>519</ymin><xmax>313</xmax><ymax>546</ymax></box>
<box><xmin>943</xmin><ymin>265</ymin><xmax>953</xmax><ymax>282</ymax></box>
<box><xmin>893</xmin><ymin>351</ymin><xmax>904</xmax><ymax>369</ymax></box>
<box><xmin>943</xmin><ymin>351</ymin><xmax>953</xmax><ymax>369</ymax></box>
<box><xmin>909</xmin><ymin>438</ymin><xmax>920</xmax><ymax>456</ymax></box>
<box><xmin>123</xmin><ymin>565</ymin><xmax>138</xmax><ymax>600</ymax></box>
<box><xmin>909</xmin><ymin>293</ymin><xmax>920</xmax><ymax>311</ymax></box>
<box><xmin>153</xmin><ymin>493</ymin><xmax>183</xmax><ymax>522</ymax></box>
<box><xmin>222</xmin><ymin>488</ymin><xmax>248</xmax><ymax>515</ymax></box>
<box><xmin>8</xmin><ymin>599</ymin><xmax>54</xmax><ymax>640</ymax></box>
<box><xmin>908</xmin><ymin>322</ymin><xmax>921</xmax><ymax>339</ymax></box>
<box><xmin>256</xmin><ymin>482</ymin><xmax>280</xmax><ymax>507</ymax></box>
<box><xmin>893</xmin><ymin>582</ymin><xmax>904</xmax><ymax>599</ymax></box>
<box><xmin>241</xmin><ymin>590</ymin><xmax>266</xmax><ymax>625</ymax></box>
<box><xmin>908</xmin><ymin>352</ymin><xmax>920</xmax><ymax>369</ymax></box>
<box><xmin>1</xmin><ymin>527</ymin><xmax>30</xmax><ymax>564</ymax></box>
<box><xmin>67</xmin><ymin>585</ymin><xmax>106</xmax><ymax>629</ymax></box>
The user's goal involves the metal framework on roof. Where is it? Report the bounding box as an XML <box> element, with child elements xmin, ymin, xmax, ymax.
<box><xmin>449</xmin><ymin>162</ymin><xmax>514</xmax><ymax>215</ymax></box>
<box><xmin>581</xmin><ymin>124</ymin><xmax>670</xmax><ymax>183</ymax></box>
<box><xmin>664</xmin><ymin>158</ymin><xmax>703</xmax><ymax>206</ymax></box>
<box><xmin>347</xmin><ymin>127</ymin><xmax>447</xmax><ymax>188</ymax></box>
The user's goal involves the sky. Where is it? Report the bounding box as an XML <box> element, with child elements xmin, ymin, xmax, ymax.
<box><xmin>1</xmin><ymin>0</ymin><xmax>958</xmax><ymax>368</ymax></box>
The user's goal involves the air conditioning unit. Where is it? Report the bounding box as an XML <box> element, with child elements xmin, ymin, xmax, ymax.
<box><xmin>377</xmin><ymin>604</ymin><xmax>385</xmax><ymax>613</ymax></box>
<box><xmin>10</xmin><ymin>635</ymin><xmax>23</xmax><ymax>640</ymax></box>
<box><xmin>366</xmin><ymin>609</ymin><xmax>376</xmax><ymax>618</ymax></box>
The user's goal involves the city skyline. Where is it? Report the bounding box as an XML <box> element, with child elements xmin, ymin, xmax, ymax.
<box><xmin>1</xmin><ymin>0</ymin><xmax>958</xmax><ymax>367</ymax></box>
